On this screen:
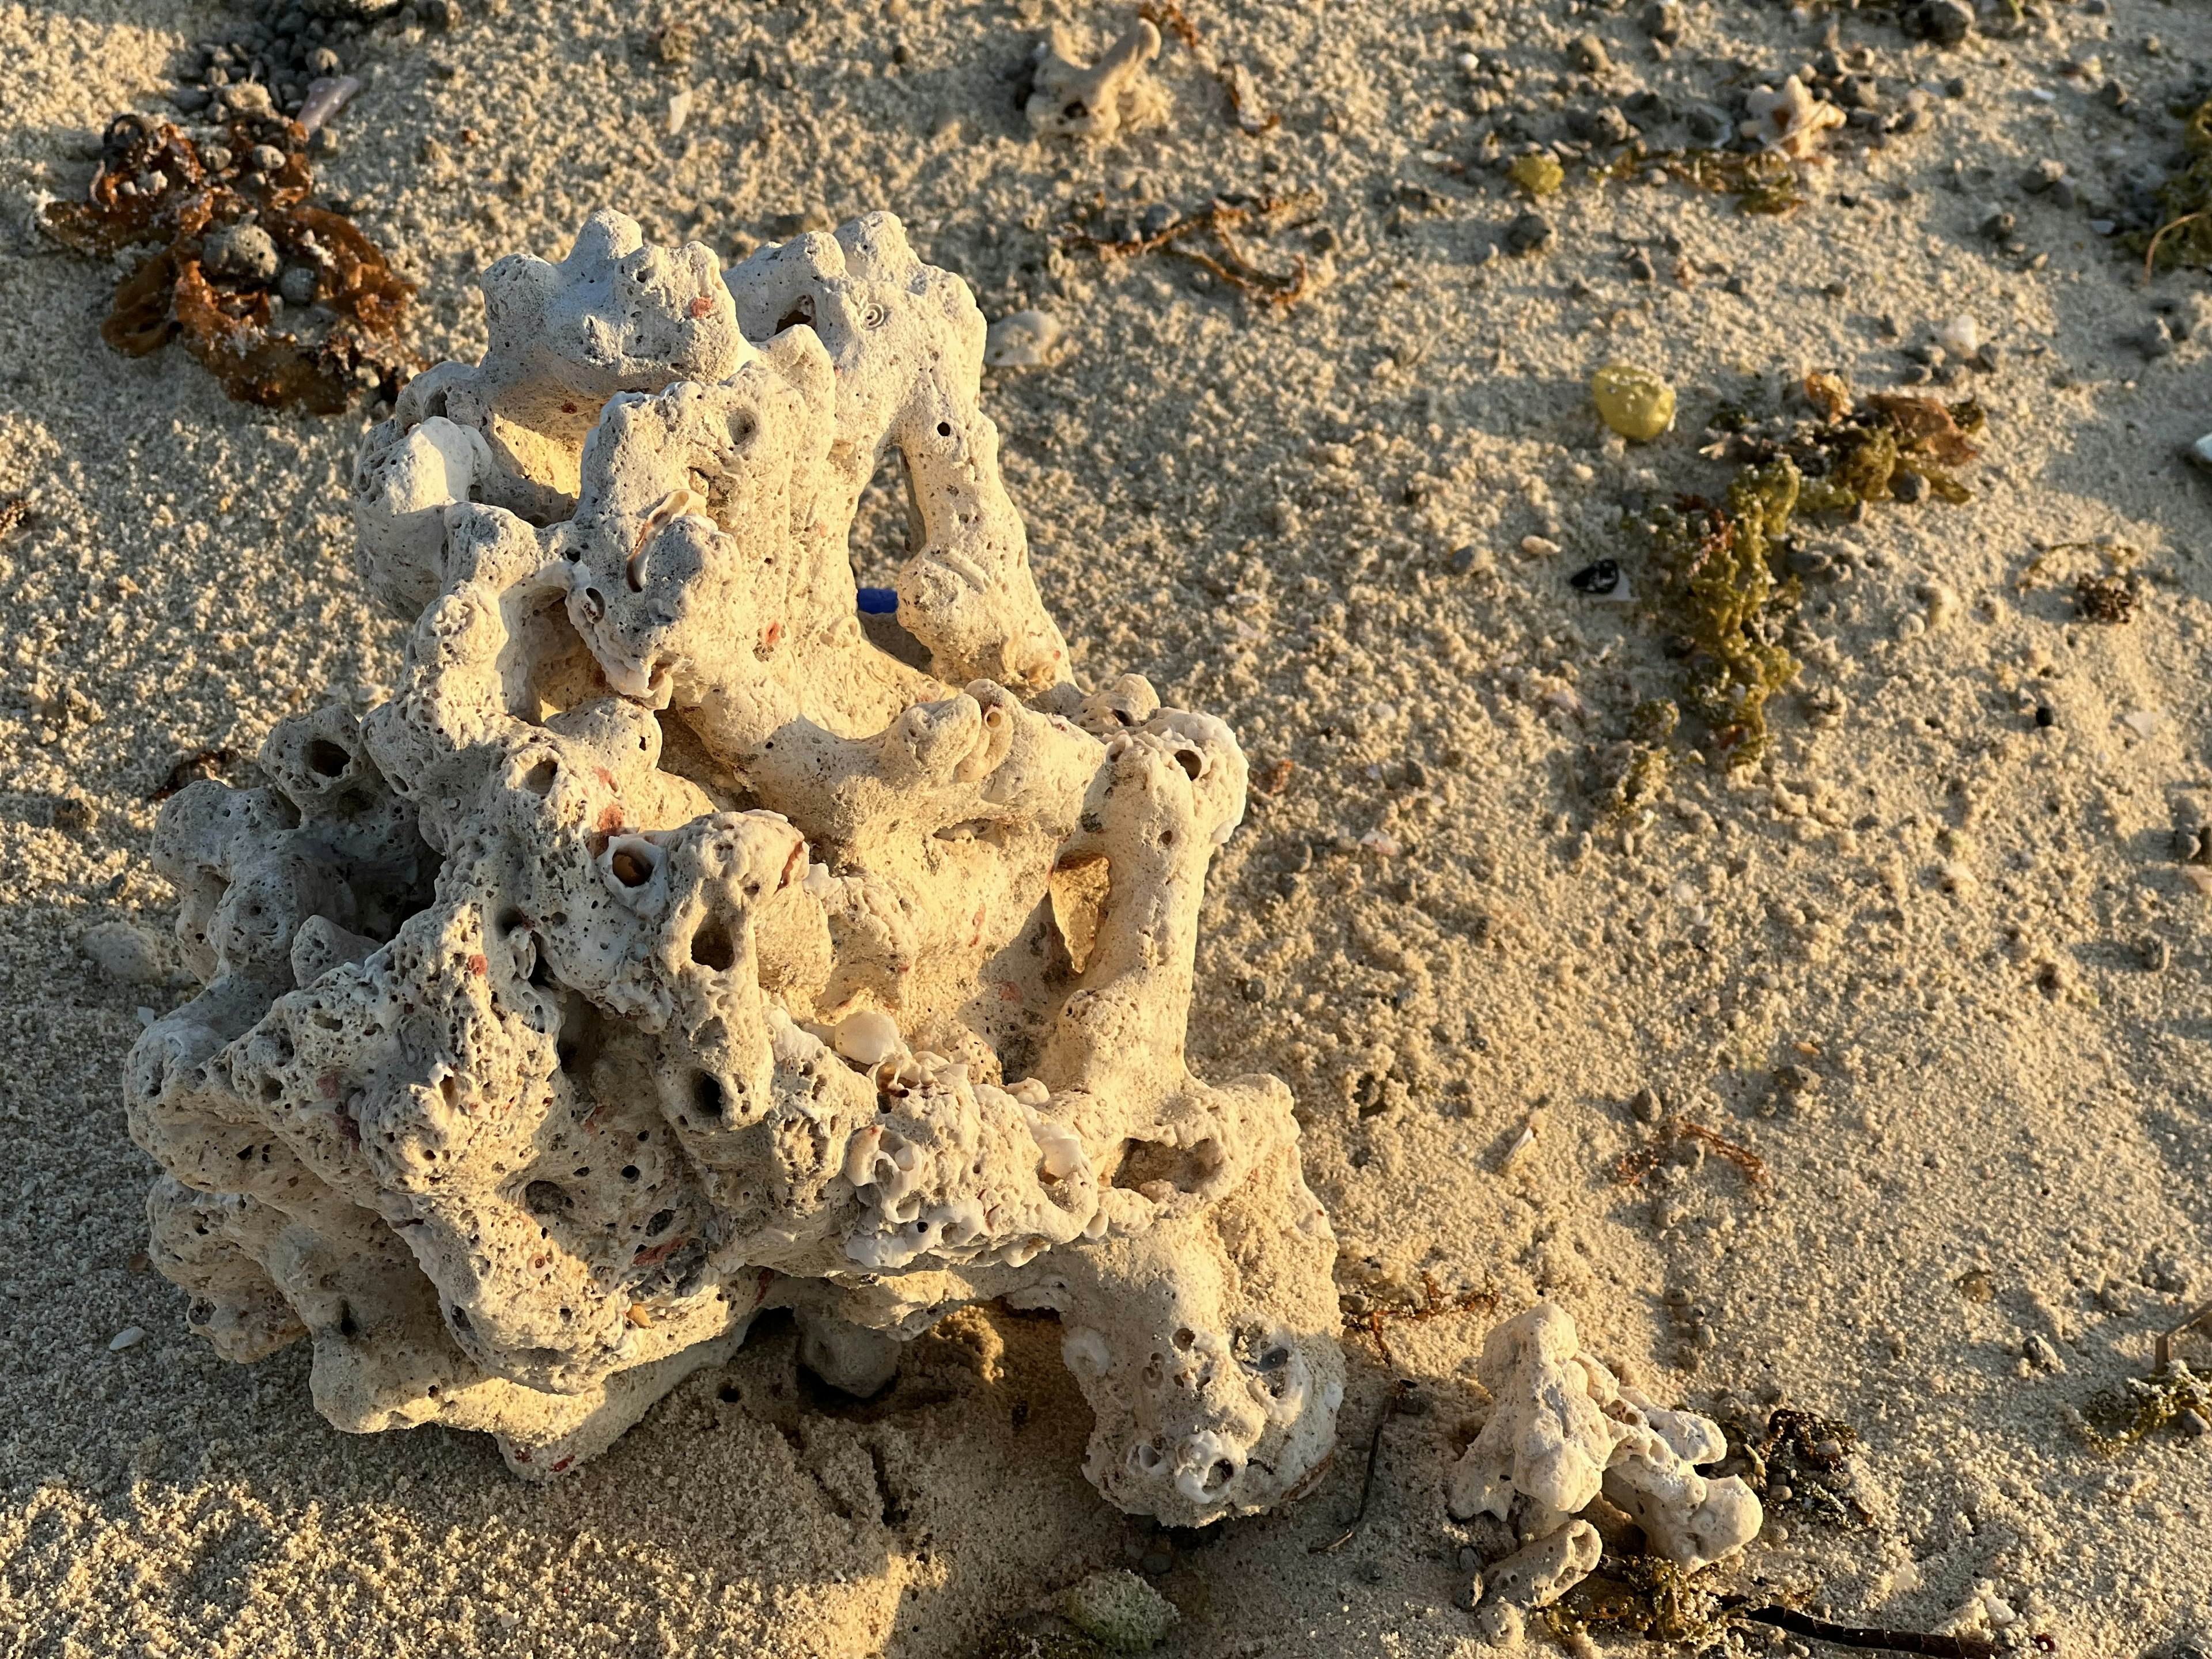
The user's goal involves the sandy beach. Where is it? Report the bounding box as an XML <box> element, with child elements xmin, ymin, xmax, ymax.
<box><xmin>3</xmin><ymin>0</ymin><xmax>2212</xmax><ymax>1654</ymax></box>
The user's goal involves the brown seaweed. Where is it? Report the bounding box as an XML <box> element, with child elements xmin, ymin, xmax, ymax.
<box><xmin>40</xmin><ymin>111</ymin><xmax>413</xmax><ymax>413</ymax></box>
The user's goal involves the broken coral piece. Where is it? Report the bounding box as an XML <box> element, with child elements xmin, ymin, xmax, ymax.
<box><xmin>1448</xmin><ymin>1305</ymin><xmax>1760</xmax><ymax>1619</ymax></box>
<box><xmin>123</xmin><ymin>208</ymin><xmax>1343</xmax><ymax>1528</ymax></box>
<box><xmin>1027</xmin><ymin>15</ymin><xmax>1167</xmax><ymax>141</ymax></box>
<box><xmin>1740</xmin><ymin>76</ymin><xmax>1846</xmax><ymax>160</ymax></box>
<box><xmin>40</xmin><ymin>112</ymin><xmax>411</xmax><ymax>414</ymax></box>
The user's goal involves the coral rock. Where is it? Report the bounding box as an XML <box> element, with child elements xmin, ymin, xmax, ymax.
<box><xmin>126</xmin><ymin>210</ymin><xmax>1342</xmax><ymax>1526</ymax></box>
<box><xmin>1448</xmin><ymin>1305</ymin><xmax>1760</xmax><ymax>1574</ymax></box>
<box><xmin>1740</xmin><ymin>77</ymin><xmax>1846</xmax><ymax>160</ymax></box>
<box><xmin>1027</xmin><ymin>17</ymin><xmax>1166</xmax><ymax>142</ymax></box>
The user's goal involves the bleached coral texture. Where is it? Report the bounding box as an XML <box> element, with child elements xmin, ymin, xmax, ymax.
<box><xmin>126</xmin><ymin>209</ymin><xmax>1341</xmax><ymax>1524</ymax></box>
<box><xmin>1025</xmin><ymin>17</ymin><xmax>1166</xmax><ymax>142</ymax></box>
<box><xmin>1448</xmin><ymin>1305</ymin><xmax>1760</xmax><ymax>1641</ymax></box>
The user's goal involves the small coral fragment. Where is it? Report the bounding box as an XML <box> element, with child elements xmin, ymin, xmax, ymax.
<box><xmin>1740</xmin><ymin>76</ymin><xmax>1846</xmax><ymax>159</ymax></box>
<box><xmin>1027</xmin><ymin>16</ymin><xmax>1166</xmax><ymax>142</ymax></box>
<box><xmin>1446</xmin><ymin>1305</ymin><xmax>1760</xmax><ymax>1624</ymax></box>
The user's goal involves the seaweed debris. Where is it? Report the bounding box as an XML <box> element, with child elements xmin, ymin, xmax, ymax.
<box><xmin>40</xmin><ymin>111</ymin><xmax>413</xmax><ymax>413</ymax></box>
<box><xmin>1631</xmin><ymin>376</ymin><xmax>1985</xmax><ymax>765</ymax></box>
<box><xmin>1343</xmin><ymin>1271</ymin><xmax>1498</xmax><ymax>1369</ymax></box>
<box><xmin>1061</xmin><ymin>192</ymin><xmax>1319</xmax><ymax>309</ymax></box>
<box><xmin>1603</xmin><ymin>145</ymin><xmax>1808</xmax><ymax>215</ymax></box>
<box><xmin>1546</xmin><ymin>1555</ymin><xmax>2002</xmax><ymax>1657</ymax></box>
<box><xmin>2074</xmin><ymin>572</ymin><xmax>2140</xmax><ymax>624</ymax></box>
<box><xmin>1640</xmin><ymin>460</ymin><xmax>1805</xmax><ymax>765</ymax></box>
<box><xmin>1740</xmin><ymin>1407</ymin><xmax>1870</xmax><ymax>1528</ymax></box>
<box><xmin>1615</xmin><ymin>1118</ymin><xmax>1770</xmax><ymax>1189</ymax></box>
<box><xmin>2079</xmin><ymin>1300</ymin><xmax>2212</xmax><ymax>1455</ymax></box>
<box><xmin>2134</xmin><ymin>94</ymin><xmax>2212</xmax><ymax>275</ymax></box>
<box><xmin>1137</xmin><ymin>1</ymin><xmax>1281</xmax><ymax>134</ymax></box>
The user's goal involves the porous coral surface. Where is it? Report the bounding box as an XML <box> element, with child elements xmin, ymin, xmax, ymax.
<box><xmin>127</xmin><ymin>209</ymin><xmax>1342</xmax><ymax>1524</ymax></box>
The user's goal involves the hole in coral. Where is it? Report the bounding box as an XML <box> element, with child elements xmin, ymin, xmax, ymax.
<box><xmin>935</xmin><ymin>421</ymin><xmax>952</xmax><ymax>438</ymax></box>
<box><xmin>646</xmin><ymin>1208</ymin><xmax>676</xmax><ymax>1237</ymax></box>
<box><xmin>621</xmin><ymin>1164</ymin><xmax>641</xmax><ymax>1181</ymax></box>
<box><xmin>524</xmin><ymin>1179</ymin><xmax>571</xmax><ymax>1217</ymax></box>
<box><xmin>1173</xmin><ymin>747</ymin><xmax>1203</xmax><ymax>781</ymax></box>
<box><xmin>522</xmin><ymin>758</ymin><xmax>558</xmax><ymax>795</ymax></box>
<box><xmin>304</xmin><ymin>738</ymin><xmax>350</xmax><ymax>778</ymax></box>
<box><xmin>690</xmin><ymin>919</ymin><xmax>736</xmax><ymax>971</ymax></box>
<box><xmin>775</xmin><ymin>295</ymin><xmax>815</xmax><ymax>334</ymax></box>
<box><xmin>1206</xmin><ymin>1459</ymin><xmax>1236</xmax><ymax>1492</ymax></box>
<box><xmin>692</xmin><ymin>1072</ymin><xmax>726</xmax><ymax>1118</ymax></box>
<box><xmin>729</xmin><ymin>411</ymin><xmax>756</xmax><ymax>446</ymax></box>
<box><xmin>337</xmin><ymin>1301</ymin><xmax>359</xmax><ymax>1339</ymax></box>
<box><xmin>1173</xmin><ymin>1326</ymin><xmax>1195</xmax><ymax>1350</ymax></box>
<box><xmin>719</xmin><ymin>1383</ymin><xmax>742</xmax><ymax>1403</ymax></box>
<box><xmin>609</xmin><ymin>849</ymin><xmax>653</xmax><ymax>887</ymax></box>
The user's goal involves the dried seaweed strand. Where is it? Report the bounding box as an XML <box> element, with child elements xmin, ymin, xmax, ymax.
<box><xmin>1615</xmin><ymin>1119</ymin><xmax>1769</xmax><ymax>1187</ymax></box>
<box><xmin>1309</xmin><ymin>1377</ymin><xmax>1411</xmax><ymax>1552</ymax></box>
<box><xmin>1065</xmin><ymin>194</ymin><xmax>1316</xmax><ymax>308</ymax></box>
<box><xmin>1732</xmin><ymin>1605</ymin><xmax>1998</xmax><ymax>1659</ymax></box>
<box><xmin>1135</xmin><ymin>1</ymin><xmax>1282</xmax><ymax>134</ymax></box>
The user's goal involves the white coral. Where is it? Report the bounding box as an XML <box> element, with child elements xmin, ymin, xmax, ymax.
<box><xmin>1026</xmin><ymin>16</ymin><xmax>1166</xmax><ymax>142</ymax></box>
<box><xmin>1740</xmin><ymin>76</ymin><xmax>1846</xmax><ymax>159</ymax></box>
<box><xmin>1448</xmin><ymin>1304</ymin><xmax>1762</xmax><ymax>1634</ymax></box>
<box><xmin>127</xmin><ymin>210</ymin><xmax>1341</xmax><ymax>1526</ymax></box>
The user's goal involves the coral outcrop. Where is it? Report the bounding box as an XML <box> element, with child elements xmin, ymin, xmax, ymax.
<box><xmin>126</xmin><ymin>208</ymin><xmax>1342</xmax><ymax>1525</ymax></box>
<box><xmin>1448</xmin><ymin>1305</ymin><xmax>1761</xmax><ymax>1643</ymax></box>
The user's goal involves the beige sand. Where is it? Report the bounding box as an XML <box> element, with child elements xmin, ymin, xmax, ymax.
<box><xmin>2</xmin><ymin>0</ymin><xmax>2209</xmax><ymax>1654</ymax></box>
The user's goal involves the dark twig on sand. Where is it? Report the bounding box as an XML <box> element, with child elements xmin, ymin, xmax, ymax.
<box><xmin>1732</xmin><ymin>1604</ymin><xmax>1999</xmax><ymax>1658</ymax></box>
<box><xmin>1310</xmin><ymin>1378</ymin><xmax>1411</xmax><ymax>1553</ymax></box>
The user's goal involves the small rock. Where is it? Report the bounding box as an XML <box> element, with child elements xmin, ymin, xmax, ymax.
<box><xmin>421</xmin><ymin>0</ymin><xmax>464</xmax><ymax>30</ymax></box>
<box><xmin>1569</xmin><ymin>559</ymin><xmax>1622</xmax><ymax>596</ymax></box>
<box><xmin>80</xmin><ymin>921</ymin><xmax>167</xmax><ymax>984</ymax></box>
<box><xmin>204</xmin><ymin>221</ymin><xmax>282</xmax><ymax>283</ymax></box>
<box><xmin>983</xmin><ymin>308</ymin><xmax>1063</xmax><ymax>369</ymax></box>
<box><xmin>1907</xmin><ymin>0</ymin><xmax>1974</xmax><ymax>47</ymax></box>
<box><xmin>1590</xmin><ymin>362</ymin><xmax>1675</xmax><ymax>441</ymax></box>
<box><xmin>1504</xmin><ymin>211</ymin><xmax>1555</xmax><ymax>255</ymax></box>
<box><xmin>109</xmin><ymin>1326</ymin><xmax>146</xmax><ymax>1351</ymax></box>
<box><xmin>279</xmin><ymin>266</ymin><xmax>320</xmax><ymax>305</ymax></box>
<box><xmin>1065</xmin><ymin>1569</ymin><xmax>1179</xmax><ymax>1650</ymax></box>
<box><xmin>1685</xmin><ymin>105</ymin><xmax>1729</xmax><ymax>143</ymax></box>
<box><xmin>2025</xmin><ymin>158</ymin><xmax>2067</xmax><ymax>194</ymax></box>
<box><xmin>1626</xmin><ymin>249</ymin><xmax>1656</xmax><ymax>282</ymax></box>
<box><xmin>201</xmin><ymin>143</ymin><xmax>234</xmax><ymax>173</ymax></box>
<box><xmin>1981</xmin><ymin>211</ymin><xmax>2016</xmax><ymax>241</ymax></box>
<box><xmin>1575</xmin><ymin>105</ymin><xmax>1633</xmax><ymax>146</ymax></box>
<box><xmin>1642</xmin><ymin>2</ymin><xmax>1681</xmax><ymax>43</ymax></box>
<box><xmin>1567</xmin><ymin>33</ymin><xmax>1610</xmax><ymax>74</ymax></box>
<box><xmin>1891</xmin><ymin>471</ymin><xmax>1929</xmax><ymax>505</ymax></box>
<box><xmin>1520</xmin><ymin>535</ymin><xmax>1562</xmax><ymax>558</ymax></box>
<box><xmin>1933</xmin><ymin>315</ymin><xmax>1980</xmax><ymax>357</ymax></box>
<box><xmin>2136</xmin><ymin>323</ymin><xmax>2175</xmax><ymax>360</ymax></box>
<box><xmin>1631</xmin><ymin>1086</ymin><xmax>1664</xmax><ymax>1123</ymax></box>
<box><xmin>1139</xmin><ymin>202</ymin><xmax>1179</xmax><ymax>237</ymax></box>
<box><xmin>2185</xmin><ymin>433</ymin><xmax>2212</xmax><ymax>474</ymax></box>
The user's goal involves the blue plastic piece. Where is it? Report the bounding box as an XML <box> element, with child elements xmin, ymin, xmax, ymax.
<box><xmin>856</xmin><ymin>586</ymin><xmax>899</xmax><ymax>615</ymax></box>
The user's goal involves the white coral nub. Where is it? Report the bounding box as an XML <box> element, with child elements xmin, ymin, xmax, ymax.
<box><xmin>1740</xmin><ymin>75</ymin><xmax>1846</xmax><ymax>159</ymax></box>
<box><xmin>126</xmin><ymin>208</ymin><xmax>1342</xmax><ymax>1524</ymax></box>
<box><xmin>1026</xmin><ymin>16</ymin><xmax>1166</xmax><ymax>141</ymax></box>
<box><xmin>1449</xmin><ymin>1305</ymin><xmax>1762</xmax><ymax>1638</ymax></box>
